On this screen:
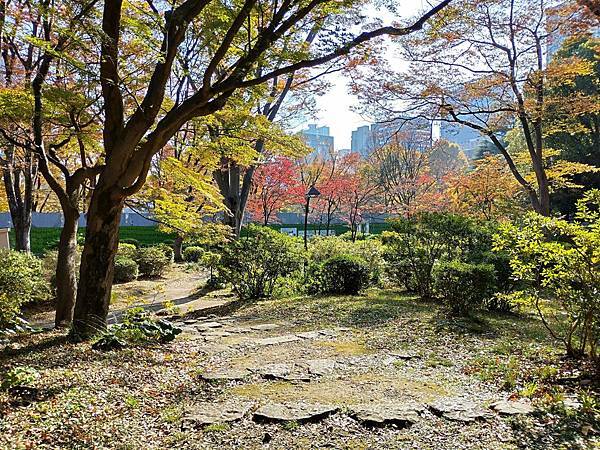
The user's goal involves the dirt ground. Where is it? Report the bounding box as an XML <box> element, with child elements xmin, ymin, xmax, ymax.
<box><xmin>1</xmin><ymin>289</ymin><xmax>598</xmax><ymax>449</ymax></box>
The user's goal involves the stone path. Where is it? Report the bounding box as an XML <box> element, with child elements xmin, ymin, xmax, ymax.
<box><xmin>171</xmin><ymin>316</ymin><xmax>536</xmax><ymax>431</ymax></box>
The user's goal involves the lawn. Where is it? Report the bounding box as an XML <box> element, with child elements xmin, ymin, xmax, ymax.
<box><xmin>1</xmin><ymin>288</ymin><xmax>598</xmax><ymax>449</ymax></box>
<box><xmin>10</xmin><ymin>226</ymin><xmax>176</xmax><ymax>255</ymax></box>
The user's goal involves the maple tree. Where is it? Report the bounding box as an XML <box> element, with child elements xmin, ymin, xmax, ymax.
<box><xmin>55</xmin><ymin>0</ymin><xmax>452</xmax><ymax>337</ymax></box>
<box><xmin>354</xmin><ymin>0</ymin><xmax>595</xmax><ymax>216</ymax></box>
<box><xmin>445</xmin><ymin>155</ymin><xmax>522</xmax><ymax>220</ymax></box>
<box><xmin>339</xmin><ymin>157</ymin><xmax>381</xmax><ymax>241</ymax></box>
<box><xmin>246</xmin><ymin>156</ymin><xmax>300</xmax><ymax>225</ymax></box>
<box><xmin>370</xmin><ymin>137</ymin><xmax>441</xmax><ymax>218</ymax></box>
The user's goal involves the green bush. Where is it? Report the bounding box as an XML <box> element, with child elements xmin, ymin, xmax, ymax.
<box><xmin>433</xmin><ymin>260</ymin><xmax>496</xmax><ymax>316</ymax></box>
<box><xmin>114</xmin><ymin>257</ymin><xmax>139</xmax><ymax>283</ymax></box>
<box><xmin>117</xmin><ymin>243</ymin><xmax>138</xmax><ymax>259</ymax></box>
<box><xmin>183</xmin><ymin>246</ymin><xmax>204</xmax><ymax>262</ymax></box>
<box><xmin>494</xmin><ymin>189</ymin><xmax>600</xmax><ymax>360</ymax></box>
<box><xmin>382</xmin><ymin>213</ymin><xmax>497</xmax><ymax>298</ymax></box>
<box><xmin>92</xmin><ymin>308</ymin><xmax>182</xmax><ymax>351</ymax></box>
<box><xmin>0</xmin><ymin>250</ymin><xmax>49</xmax><ymax>328</ymax></box>
<box><xmin>314</xmin><ymin>255</ymin><xmax>370</xmax><ymax>295</ymax></box>
<box><xmin>154</xmin><ymin>242</ymin><xmax>175</xmax><ymax>263</ymax></box>
<box><xmin>308</xmin><ymin>236</ymin><xmax>384</xmax><ymax>284</ymax></box>
<box><xmin>120</xmin><ymin>238</ymin><xmax>140</xmax><ymax>247</ymax></box>
<box><xmin>218</xmin><ymin>225</ymin><xmax>304</xmax><ymax>299</ymax></box>
<box><xmin>135</xmin><ymin>247</ymin><xmax>171</xmax><ymax>278</ymax></box>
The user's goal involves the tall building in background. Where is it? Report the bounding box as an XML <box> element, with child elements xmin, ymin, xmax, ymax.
<box><xmin>299</xmin><ymin>124</ymin><xmax>334</xmax><ymax>157</ymax></box>
<box><xmin>439</xmin><ymin>122</ymin><xmax>488</xmax><ymax>159</ymax></box>
<box><xmin>350</xmin><ymin>119</ymin><xmax>433</xmax><ymax>157</ymax></box>
<box><xmin>351</xmin><ymin>125</ymin><xmax>372</xmax><ymax>157</ymax></box>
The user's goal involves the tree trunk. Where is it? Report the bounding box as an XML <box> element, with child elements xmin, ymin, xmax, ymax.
<box><xmin>174</xmin><ymin>235</ymin><xmax>183</xmax><ymax>262</ymax></box>
<box><xmin>11</xmin><ymin>212</ymin><xmax>31</xmax><ymax>252</ymax></box>
<box><xmin>72</xmin><ymin>188</ymin><xmax>124</xmax><ymax>338</ymax></box>
<box><xmin>54</xmin><ymin>209</ymin><xmax>79</xmax><ymax>327</ymax></box>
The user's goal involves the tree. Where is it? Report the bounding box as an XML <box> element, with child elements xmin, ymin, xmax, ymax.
<box><xmin>310</xmin><ymin>152</ymin><xmax>358</xmax><ymax>234</ymax></box>
<box><xmin>371</xmin><ymin>136</ymin><xmax>440</xmax><ymax>217</ymax></box>
<box><xmin>67</xmin><ymin>0</ymin><xmax>452</xmax><ymax>337</ymax></box>
<box><xmin>545</xmin><ymin>35</ymin><xmax>600</xmax><ymax>215</ymax></box>
<box><xmin>339</xmin><ymin>157</ymin><xmax>381</xmax><ymax>240</ymax></box>
<box><xmin>0</xmin><ymin>0</ymin><xmax>101</xmax><ymax>326</ymax></box>
<box><xmin>446</xmin><ymin>155</ymin><xmax>522</xmax><ymax>220</ymax></box>
<box><xmin>354</xmin><ymin>0</ymin><xmax>594</xmax><ymax>216</ymax></box>
<box><xmin>246</xmin><ymin>156</ymin><xmax>300</xmax><ymax>225</ymax></box>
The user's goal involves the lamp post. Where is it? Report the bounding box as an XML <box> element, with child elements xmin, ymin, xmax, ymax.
<box><xmin>304</xmin><ymin>185</ymin><xmax>320</xmax><ymax>250</ymax></box>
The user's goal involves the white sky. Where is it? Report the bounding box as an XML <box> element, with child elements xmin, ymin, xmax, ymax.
<box><xmin>309</xmin><ymin>0</ymin><xmax>429</xmax><ymax>149</ymax></box>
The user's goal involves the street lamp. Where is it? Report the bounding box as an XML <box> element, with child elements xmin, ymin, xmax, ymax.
<box><xmin>304</xmin><ymin>185</ymin><xmax>320</xmax><ymax>250</ymax></box>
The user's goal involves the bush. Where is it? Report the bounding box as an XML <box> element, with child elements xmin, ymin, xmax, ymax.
<box><xmin>433</xmin><ymin>260</ymin><xmax>496</xmax><ymax>316</ymax></box>
<box><xmin>154</xmin><ymin>242</ymin><xmax>175</xmax><ymax>263</ymax></box>
<box><xmin>183</xmin><ymin>246</ymin><xmax>204</xmax><ymax>262</ymax></box>
<box><xmin>117</xmin><ymin>243</ymin><xmax>138</xmax><ymax>259</ymax></box>
<box><xmin>120</xmin><ymin>238</ymin><xmax>140</xmax><ymax>247</ymax></box>
<box><xmin>314</xmin><ymin>255</ymin><xmax>370</xmax><ymax>295</ymax></box>
<box><xmin>218</xmin><ymin>225</ymin><xmax>304</xmax><ymax>299</ymax></box>
<box><xmin>308</xmin><ymin>236</ymin><xmax>384</xmax><ymax>285</ymax></box>
<box><xmin>135</xmin><ymin>247</ymin><xmax>171</xmax><ymax>278</ymax></box>
<box><xmin>92</xmin><ymin>308</ymin><xmax>181</xmax><ymax>351</ymax></box>
<box><xmin>382</xmin><ymin>213</ymin><xmax>497</xmax><ymax>298</ymax></box>
<box><xmin>114</xmin><ymin>257</ymin><xmax>139</xmax><ymax>283</ymax></box>
<box><xmin>0</xmin><ymin>250</ymin><xmax>49</xmax><ymax>328</ymax></box>
<box><xmin>494</xmin><ymin>189</ymin><xmax>600</xmax><ymax>360</ymax></box>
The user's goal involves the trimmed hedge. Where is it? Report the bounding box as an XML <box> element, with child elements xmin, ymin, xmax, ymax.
<box><xmin>135</xmin><ymin>247</ymin><xmax>171</xmax><ymax>278</ymax></box>
<box><xmin>114</xmin><ymin>257</ymin><xmax>139</xmax><ymax>283</ymax></box>
<box><xmin>314</xmin><ymin>255</ymin><xmax>370</xmax><ymax>295</ymax></box>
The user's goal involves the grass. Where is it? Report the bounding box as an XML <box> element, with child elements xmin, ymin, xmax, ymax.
<box><xmin>10</xmin><ymin>226</ymin><xmax>176</xmax><ymax>255</ymax></box>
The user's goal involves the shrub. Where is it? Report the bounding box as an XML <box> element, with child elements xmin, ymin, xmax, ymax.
<box><xmin>314</xmin><ymin>255</ymin><xmax>370</xmax><ymax>295</ymax></box>
<box><xmin>308</xmin><ymin>236</ymin><xmax>384</xmax><ymax>284</ymax></box>
<box><xmin>383</xmin><ymin>213</ymin><xmax>497</xmax><ymax>298</ymax></box>
<box><xmin>92</xmin><ymin>308</ymin><xmax>181</xmax><ymax>351</ymax></box>
<box><xmin>114</xmin><ymin>257</ymin><xmax>139</xmax><ymax>283</ymax></box>
<box><xmin>117</xmin><ymin>243</ymin><xmax>138</xmax><ymax>259</ymax></box>
<box><xmin>494</xmin><ymin>189</ymin><xmax>600</xmax><ymax>360</ymax></box>
<box><xmin>218</xmin><ymin>225</ymin><xmax>304</xmax><ymax>299</ymax></box>
<box><xmin>433</xmin><ymin>260</ymin><xmax>497</xmax><ymax>316</ymax></box>
<box><xmin>154</xmin><ymin>242</ymin><xmax>175</xmax><ymax>263</ymax></box>
<box><xmin>0</xmin><ymin>250</ymin><xmax>49</xmax><ymax>328</ymax></box>
<box><xmin>120</xmin><ymin>238</ymin><xmax>140</xmax><ymax>247</ymax></box>
<box><xmin>183</xmin><ymin>246</ymin><xmax>204</xmax><ymax>262</ymax></box>
<box><xmin>135</xmin><ymin>247</ymin><xmax>171</xmax><ymax>278</ymax></box>
<box><xmin>1</xmin><ymin>366</ymin><xmax>40</xmax><ymax>390</ymax></box>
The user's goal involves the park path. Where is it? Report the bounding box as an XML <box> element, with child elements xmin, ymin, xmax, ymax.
<box><xmin>30</xmin><ymin>266</ymin><xmax>232</xmax><ymax>329</ymax></box>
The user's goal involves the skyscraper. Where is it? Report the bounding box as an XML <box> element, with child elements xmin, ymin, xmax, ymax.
<box><xmin>299</xmin><ymin>124</ymin><xmax>334</xmax><ymax>157</ymax></box>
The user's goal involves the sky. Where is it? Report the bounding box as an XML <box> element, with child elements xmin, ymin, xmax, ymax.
<box><xmin>306</xmin><ymin>0</ymin><xmax>429</xmax><ymax>149</ymax></box>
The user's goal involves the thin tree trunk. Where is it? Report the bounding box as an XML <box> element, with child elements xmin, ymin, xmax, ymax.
<box><xmin>72</xmin><ymin>188</ymin><xmax>124</xmax><ymax>338</ymax></box>
<box><xmin>54</xmin><ymin>209</ymin><xmax>79</xmax><ymax>327</ymax></box>
<box><xmin>173</xmin><ymin>235</ymin><xmax>183</xmax><ymax>262</ymax></box>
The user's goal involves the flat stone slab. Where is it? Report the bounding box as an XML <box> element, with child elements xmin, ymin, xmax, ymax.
<box><xmin>296</xmin><ymin>331</ymin><xmax>323</xmax><ymax>339</ymax></box>
<box><xmin>255</xmin><ymin>335</ymin><xmax>302</xmax><ymax>346</ymax></box>
<box><xmin>256</xmin><ymin>363</ymin><xmax>311</xmax><ymax>382</ymax></box>
<box><xmin>201</xmin><ymin>369</ymin><xmax>250</xmax><ymax>382</ymax></box>
<box><xmin>429</xmin><ymin>398</ymin><xmax>494</xmax><ymax>422</ymax></box>
<box><xmin>196</xmin><ymin>321</ymin><xmax>224</xmax><ymax>330</ymax></box>
<box><xmin>202</xmin><ymin>330</ymin><xmax>232</xmax><ymax>338</ymax></box>
<box><xmin>226</xmin><ymin>327</ymin><xmax>252</xmax><ymax>334</ymax></box>
<box><xmin>299</xmin><ymin>359</ymin><xmax>336</xmax><ymax>376</ymax></box>
<box><xmin>250</xmin><ymin>324</ymin><xmax>280</xmax><ymax>331</ymax></box>
<box><xmin>490</xmin><ymin>400</ymin><xmax>535</xmax><ymax>415</ymax></box>
<box><xmin>253</xmin><ymin>403</ymin><xmax>338</xmax><ymax>423</ymax></box>
<box><xmin>350</xmin><ymin>403</ymin><xmax>424</xmax><ymax>427</ymax></box>
<box><xmin>182</xmin><ymin>401</ymin><xmax>253</xmax><ymax>427</ymax></box>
